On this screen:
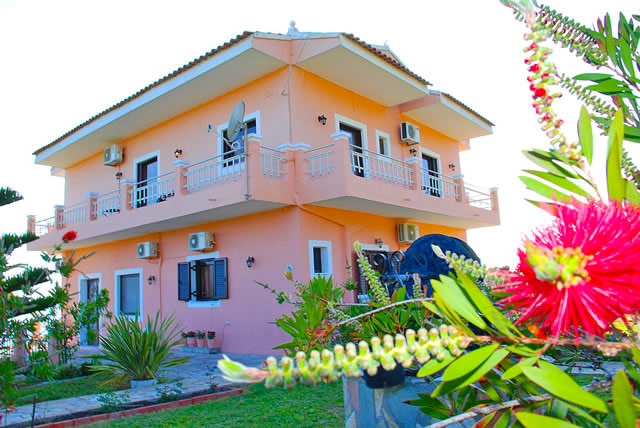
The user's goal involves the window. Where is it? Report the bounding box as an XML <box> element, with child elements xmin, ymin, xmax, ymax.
<box><xmin>134</xmin><ymin>151</ymin><xmax>160</xmax><ymax>208</ymax></box>
<box><xmin>222</xmin><ymin>119</ymin><xmax>257</xmax><ymax>166</ymax></box>
<box><xmin>376</xmin><ymin>131</ymin><xmax>390</xmax><ymax>158</ymax></box>
<box><xmin>421</xmin><ymin>152</ymin><xmax>442</xmax><ymax>197</ymax></box>
<box><xmin>79</xmin><ymin>274</ymin><xmax>101</xmax><ymax>346</ymax></box>
<box><xmin>178</xmin><ymin>257</ymin><xmax>228</xmax><ymax>303</ymax></box>
<box><xmin>115</xmin><ymin>270</ymin><xmax>142</xmax><ymax>317</ymax></box>
<box><xmin>308</xmin><ymin>240</ymin><xmax>332</xmax><ymax>278</ymax></box>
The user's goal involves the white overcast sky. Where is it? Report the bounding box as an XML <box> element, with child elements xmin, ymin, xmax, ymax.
<box><xmin>0</xmin><ymin>0</ymin><xmax>637</xmax><ymax>269</ymax></box>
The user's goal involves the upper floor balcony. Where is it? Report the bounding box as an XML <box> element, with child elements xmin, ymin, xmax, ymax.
<box><xmin>28</xmin><ymin>134</ymin><xmax>499</xmax><ymax>251</ymax></box>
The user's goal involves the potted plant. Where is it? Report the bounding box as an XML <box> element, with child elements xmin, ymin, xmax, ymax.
<box><xmin>185</xmin><ymin>331</ymin><xmax>196</xmax><ymax>347</ymax></box>
<box><xmin>88</xmin><ymin>312</ymin><xmax>190</xmax><ymax>388</ymax></box>
<box><xmin>207</xmin><ymin>331</ymin><xmax>217</xmax><ymax>350</ymax></box>
<box><xmin>180</xmin><ymin>331</ymin><xmax>188</xmax><ymax>346</ymax></box>
<box><xmin>196</xmin><ymin>331</ymin><xmax>206</xmax><ymax>348</ymax></box>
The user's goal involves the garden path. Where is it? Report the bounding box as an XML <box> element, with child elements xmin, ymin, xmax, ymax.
<box><xmin>5</xmin><ymin>350</ymin><xmax>269</xmax><ymax>428</ymax></box>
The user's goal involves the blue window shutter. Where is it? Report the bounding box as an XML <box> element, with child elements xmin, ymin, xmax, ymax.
<box><xmin>178</xmin><ymin>262</ymin><xmax>191</xmax><ymax>301</ymax></box>
<box><xmin>214</xmin><ymin>258</ymin><xmax>228</xmax><ymax>299</ymax></box>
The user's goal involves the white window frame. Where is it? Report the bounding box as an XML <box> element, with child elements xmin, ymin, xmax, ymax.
<box><xmin>335</xmin><ymin>114</ymin><xmax>369</xmax><ymax>177</ymax></box>
<box><xmin>419</xmin><ymin>147</ymin><xmax>443</xmax><ymax>198</ymax></box>
<box><xmin>186</xmin><ymin>252</ymin><xmax>222</xmax><ymax>308</ymax></box>
<box><xmin>114</xmin><ymin>268</ymin><xmax>144</xmax><ymax>318</ymax></box>
<box><xmin>216</xmin><ymin>111</ymin><xmax>261</xmax><ymax>173</ymax></box>
<box><xmin>133</xmin><ymin>150</ymin><xmax>161</xmax><ymax>184</ymax></box>
<box><xmin>78</xmin><ymin>273</ymin><xmax>102</xmax><ymax>347</ymax></box>
<box><xmin>308</xmin><ymin>240</ymin><xmax>333</xmax><ymax>279</ymax></box>
<box><xmin>375</xmin><ymin>130</ymin><xmax>391</xmax><ymax>162</ymax></box>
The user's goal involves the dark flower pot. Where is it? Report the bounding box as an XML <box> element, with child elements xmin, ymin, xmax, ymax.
<box><xmin>362</xmin><ymin>364</ymin><xmax>405</xmax><ymax>389</ymax></box>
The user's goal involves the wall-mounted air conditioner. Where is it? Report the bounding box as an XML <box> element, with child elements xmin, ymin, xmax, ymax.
<box><xmin>400</xmin><ymin>122</ymin><xmax>420</xmax><ymax>146</ymax></box>
<box><xmin>104</xmin><ymin>144</ymin><xmax>124</xmax><ymax>166</ymax></box>
<box><xmin>397</xmin><ymin>223</ymin><xmax>419</xmax><ymax>244</ymax></box>
<box><xmin>137</xmin><ymin>241</ymin><xmax>158</xmax><ymax>259</ymax></box>
<box><xmin>189</xmin><ymin>232</ymin><xmax>215</xmax><ymax>251</ymax></box>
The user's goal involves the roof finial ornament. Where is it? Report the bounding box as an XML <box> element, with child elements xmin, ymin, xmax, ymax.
<box><xmin>287</xmin><ymin>20</ymin><xmax>300</xmax><ymax>36</ymax></box>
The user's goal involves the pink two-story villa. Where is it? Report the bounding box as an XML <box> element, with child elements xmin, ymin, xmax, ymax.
<box><xmin>28</xmin><ymin>24</ymin><xmax>499</xmax><ymax>354</ymax></box>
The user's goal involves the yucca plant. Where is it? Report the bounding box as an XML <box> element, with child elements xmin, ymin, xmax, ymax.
<box><xmin>89</xmin><ymin>311</ymin><xmax>190</xmax><ymax>383</ymax></box>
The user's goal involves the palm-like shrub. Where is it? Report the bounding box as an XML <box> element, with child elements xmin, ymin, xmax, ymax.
<box><xmin>89</xmin><ymin>312</ymin><xmax>190</xmax><ymax>383</ymax></box>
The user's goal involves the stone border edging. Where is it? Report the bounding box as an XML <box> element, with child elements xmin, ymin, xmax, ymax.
<box><xmin>34</xmin><ymin>388</ymin><xmax>245</xmax><ymax>428</ymax></box>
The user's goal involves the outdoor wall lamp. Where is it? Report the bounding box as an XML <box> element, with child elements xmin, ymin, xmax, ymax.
<box><xmin>115</xmin><ymin>172</ymin><xmax>123</xmax><ymax>180</ymax></box>
<box><xmin>174</xmin><ymin>148</ymin><xmax>183</xmax><ymax>158</ymax></box>
<box><xmin>317</xmin><ymin>115</ymin><xmax>327</xmax><ymax>125</ymax></box>
<box><xmin>246</xmin><ymin>256</ymin><xmax>255</xmax><ymax>268</ymax></box>
<box><xmin>375</xmin><ymin>238</ymin><xmax>384</xmax><ymax>248</ymax></box>
<box><xmin>147</xmin><ymin>275</ymin><xmax>156</xmax><ymax>285</ymax></box>
<box><xmin>409</xmin><ymin>148</ymin><xmax>418</xmax><ymax>156</ymax></box>
<box><xmin>449</xmin><ymin>163</ymin><xmax>456</xmax><ymax>171</ymax></box>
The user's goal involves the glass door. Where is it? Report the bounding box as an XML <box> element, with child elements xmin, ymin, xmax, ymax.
<box><xmin>421</xmin><ymin>154</ymin><xmax>442</xmax><ymax>197</ymax></box>
<box><xmin>340</xmin><ymin>123</ymin><xmax>365</xmax><ymax>177</ymax></box>
<box><xmin>136</xmin><ymin>157</ymin><xmax>158</xmax><ymax>207</ymax></box>
<box><xmin>80</xmin><ymin>278</ymin><xmax>100</xmax><ymax>345</ymax></box>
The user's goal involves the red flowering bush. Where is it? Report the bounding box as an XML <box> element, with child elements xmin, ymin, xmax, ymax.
<box><xmin>495</xmin><ymin>200</ymin><xmax>640</xmax><ymax>338</ymax></box>
<box><xmin>61</xmin><ymin>230</ymin><xmax>77</xmax><ymax>243</ymax></box>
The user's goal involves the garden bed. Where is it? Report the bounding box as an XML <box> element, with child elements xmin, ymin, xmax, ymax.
<box><xmin>15</xmin><ymin>373</ymin><xmax>128</xmax><ymax>406</ymax></box>
<box><xmin>7</xmin><ymin>387</ymin><xmax>241</xmax><ymax>428</ymax></box>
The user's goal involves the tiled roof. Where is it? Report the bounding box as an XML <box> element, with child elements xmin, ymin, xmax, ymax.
<box><xmin>340</xmin><ymin>33</ymin><xmax>431</xmax><ymax>87</ymax></box>
<box><xmin>33</xmin><ymin>31</ymin><xmax>254</xmax><ymax>156</ymax></box>
<box><xmin>35</xmin><ymin>31</ymin><xmax>437</xmax><ymax>156</ymax></box>
<box><xmin>440</xmin><ymin>91</ymin><xmax>495</xmax><ymax>127</ymax></box>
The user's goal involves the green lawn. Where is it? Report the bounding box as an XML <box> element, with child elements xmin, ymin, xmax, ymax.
<box><xmin>15</xmin><ymin>373</ymin><xmax>127</xmax><ymax>406</ymax></box>
<box><xmin>93</xmin><ymin>382</ymin><xmax>345</xmax><ymax>428</ymax></box>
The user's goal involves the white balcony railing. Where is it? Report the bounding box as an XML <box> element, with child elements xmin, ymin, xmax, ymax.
<box><xmin>465</xmin><ymin>183</ymin><xmax>493</xmax><ymax>209</ymax></box>
<box><xmin>350</xmin><ymin>145</ymin><xmax>413</xmax><ymax>187</ymax></box>
<box><xmin>34</xmin><ymin>217</ymin><xmax>55</xmax><ymax>236</ymax></box>
<box><xmin>94</xmin><ymin>190</ymin><xmax>121</xmax><ymax>217</ymax></box>
<box><xmin>129</xmin><ymin>171</ymin><xmax>175</xmax><ymax>208</ymax></box>
<box><xmin>260</xmin><ymin>147</ymin><xmax>287</xmax><ymax>178</ymax></box>
<box><xmin>305</xmin><ymin>144</ymin><xmax>336</xmax><ymax>177</ymax></box>
<box><xmin>59</xmin><ymin>201</ymin><xmax>87</xmax><ymax>227</ymax></box>
<box><xmin>420</xmin><ymin>169</ymin><xmax>459</xmax><ymax>201</ymax></box>
<box><xmin>184</xmin><ymin>151</ymin><xmax>245</xmax><ymax>193</ymax></box>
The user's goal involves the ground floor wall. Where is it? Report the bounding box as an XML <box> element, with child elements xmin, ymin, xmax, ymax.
<box><xmin>66</xmin><ymin>205</ymin><xmax>467</xmax><ymax>354</ymax></box>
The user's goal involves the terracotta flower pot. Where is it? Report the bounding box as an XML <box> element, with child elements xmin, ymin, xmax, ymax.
<box><xmin>197</xmin><ymin>338</ymin><xmax>207</xmax><ymax>348</ymax></box>
<box><xmin>186</xmin><ymin>337</ymin><xmax>197</xmax><ymax>347</ymax></box>
<box><xmin>207</xmin><ymin>337</ymin><xmax>217</xmax><ymax>349</ymax></box>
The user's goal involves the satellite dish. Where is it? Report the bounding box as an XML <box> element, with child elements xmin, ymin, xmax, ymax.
<box><xmin>227</xmin><ymin>101</ymin><xmax>245</xmax><ymax>142</ymax></box>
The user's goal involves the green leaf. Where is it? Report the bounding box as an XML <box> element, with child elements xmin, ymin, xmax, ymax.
<box><xmin>432</xmin><ymin>349</ymin><xmax>509</xmax><ymax>397</ymax></box>
<box><xmin>573</xmin><ymin>73</ymin><xmax>612</xmax><ymax>82</ymax></box>
<box><xmin>625</xmin><ymin>180</ymin><xmax>640</xmax><ymax>204</ymax></box>
<box><xmin>550</xmin><ymin>399</ymin><xmax>569</xmax><ymax>420</ymax></box>
<box><xmin>622</xmin><ymin>358</ymin><xmax>640</xmax><ymax>385</ymax></box>
<box><xmin>443</xmin><ymin>344</ymin><xmax>499</xmax><ymax>382</ymax></box>
<box><xmin>432</xmin><ymin>276</ymin><xmax>486</xmax><ymax>329</ymax></box>
<box><xmin>516</xmin><ymin>412</ymin><xmax>581</xmax><ymax>428</ymax></box>
<box><xmin>607</xmin><ymin>110</ymin><xmax>625</xmax><ymax>201</ymax></box>
<box><xmin>520</xmin><ymin>176</ymin><xmax>573</xmax><ymax>202</ymax></box>
<box><xmin>454</xmin><ymin>267</ymin><xmax>518</xmax><ymax>337</ymax></box>
<box><xmin>417</xmin><ymin>353</ymin><xmax>456</xmax><ymax>377</ymax></box>
<box><xmin>522</xmin><ymin>361</ymin><xmax>608</xmax><ymax>413</ymax></box>
<box><xmin>560</xmin><ymin>400</ymin><xmax>606</xmax><ymax>427</ymax></box>
<box><xmin>623</xmin><ymin>125</ymin><xmax>640</xmax><ymax>143</ymax></box>
<box><xmin>578</xmin><ymin>106</ymin><xmax>594</xmax><ymax>165</ymax></box>
<box><xmin>501</xmin><ymin>357</ymin><xmax>537</xmax><ymax>380</ymax></box>
<box><xmin>494</xmin><ymin>410</ymin><xmax>512</xmax><ymax>428</ymax></box>
<box><xmin>619</xmin><ymin>42</ymin><xmax>636</xmax><ymax>79</ymax></box>
<box><xmin>631</xmin><ymin>346</ymin><xmax>640</xmax><ymax>365</ymax></box>
<box><xmin>523</xmin><ymin>170</ymin><xmax>591</xmax><ymax>199</ymax></box>
<box><xmin>523</xmin><ymin>150</ymin><xmax>577</xmax><ymax>178</ymax></box>
<box><xmin>613</xmin><ymin>370</ymin><xmax>637</xmax><ymax>428</ymax></box>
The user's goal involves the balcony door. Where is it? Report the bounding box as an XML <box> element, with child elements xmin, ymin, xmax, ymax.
<box><xmin>339</xmin><ymin>123</ymin><xmax>365</xmax><ymax>177</ymax></box>
<box><xmin>421</xmin><ymin>153</ymin><xmax>442</xmax><ymax>197</ymax></box>
<box><xmin>136</xmin><ymin>156</ymin><xmax>158</xmax><ymax>207</ymax></box>
<box><xmin>79</xmin><ymin>277</ymin><xmax>100</xmax><ymax>346</ymax></box>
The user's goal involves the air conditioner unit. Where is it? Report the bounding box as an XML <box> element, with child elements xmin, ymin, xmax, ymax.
<box><xmin>188</xmin><ymin>232</ymin><xmax>215</xmax><ymax>251</ymax></box>
<box><xmin>104</xmin><ymin>144</ymin><xmax>124</xmax><ymax>166</ymax></box>
<box><xmin>137</xmin><ymin>241</ymin><xmax>158</xmax><ymax>259</ymax></box>
<box><xmin>400</xmin><ymin>122</ymin><xmax>420</xmax><ymax>146</ymax></box>
<box><xmin>397</xmin><ymin>223</ymin><xmax>420</xmax><ymax>244</ymax></box>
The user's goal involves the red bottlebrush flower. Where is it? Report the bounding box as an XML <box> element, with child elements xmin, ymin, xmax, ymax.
<box><xmin>529</xmin><ymin>63</ymin><xmax>540</xmax><ymax>73</ymax></box>
<box><xmin>61</xmin><ymin>230</ymin><xmax>77</xmax><ymax>243</ymax></box>
<box><xmin>533</xmin><ymin>88</ymin><xmax>547</xmax><ymax>98</ymax></box>
<box><xmin>494</xmin><ymin>200</ymin><xmax>640</xmax><ymax>339</ymax></box>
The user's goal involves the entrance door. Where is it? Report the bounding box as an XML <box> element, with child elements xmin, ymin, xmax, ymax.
<box><xmin>80</xmin><ymin>278</ymin><xmax>100</xmax><ymax>346</ymax></box>
<box><xmin>421</xmin><ymin>153</ymin><xmax>441</xmax><ymax>197</ymax></box>
<box><xmin>136</xmin><ymin>157</ymin><xmax>158</xmax><ymax>207</ymax></box>
<box><xmin>339</xmin><ymin>123</ymin><xmax>365</xmax><ymax>177</ymax></box>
